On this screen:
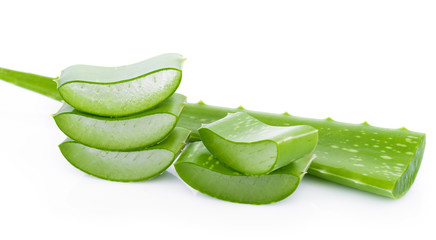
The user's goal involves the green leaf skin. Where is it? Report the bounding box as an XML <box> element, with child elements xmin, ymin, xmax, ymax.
<box><xmin>175</xmin><ymin>141</ymin><xmax>314</xmax><ymax>204</ymax></box>
<box><xmin>199</xmin><ymin>112</ymin><xmax>318</xmax><ymax>175</ymax></box>
<box><xmin>59</xmin><ymin>127</ymin><xmax>190</xmax><ymax>182</ymax></box>
<box><xmin>0</xmin><ymin>67</ymin><xmax>62</xmax><ymax>101</ymax></box>
<box><xmin>54</xmin><ymin>93</ymin><xmax>186</xmax><ymax>151</ymax></box>
<box><xmin>53</xmin><ymin>93</ymin><xmax>186</xmax><ymax>151</ymax></box>
<box><xmin>178</xmin><ymin>103</ymin><xmax>426</xmax><ymax>199</ymax></box>
<box><xmin>57</xmin><ymin>53</ymin><xmax>184</xmax><ymax>117</ymax></box>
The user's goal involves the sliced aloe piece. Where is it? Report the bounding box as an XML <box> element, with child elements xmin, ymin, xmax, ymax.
<box><xmin>57</xmin><ymin>53</ymin><xmax>184</xmax><ymax>117</ymax></box>
<box><xmin>59</xmin><ymin>127</ymin><xmax>190</xmax><ymax>182</ymax></box>
<box><xmin>54</xmin><ymin>93</ymin><xmax>186</xmax><ymax>151</ymax></box>
<box><xmin>198</xmin><ymin>112</ymin><xmax>318</xmax><ymax>175</ymax></box>
<box><xmin>175</xmin><ymin>142</ymin><xmax>314</xmax><ymax>204</ymax></box>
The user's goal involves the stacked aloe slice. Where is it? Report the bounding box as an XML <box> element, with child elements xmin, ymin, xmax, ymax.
<box><xmin>175</xmin><ymin>112</ymin><xmax>319</xmax><ymax>204</ymax></box>
<box><xmin>53</xmin><ymin>53</ymin><xmax>191</xmax><ymax>181</ymax></box>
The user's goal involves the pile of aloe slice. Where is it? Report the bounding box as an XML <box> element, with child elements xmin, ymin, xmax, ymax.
<box><xmin>54</xmin><ymin>53</ymin><xmax>191</xmax><ymax>182</ymax></box>
<box><xmin>0</xmin><ymin>53</ymin><xmax>427</xmax><ymax>204</ymax></box>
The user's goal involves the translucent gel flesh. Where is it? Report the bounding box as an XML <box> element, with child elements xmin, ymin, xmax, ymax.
<box><xmin>59</xmin><ymin>70</ymin><xmax>181</xmax><ymax>116</ymax></box>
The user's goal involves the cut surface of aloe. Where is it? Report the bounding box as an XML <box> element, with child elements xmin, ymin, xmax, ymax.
<box><xmin>199</xmin><ymin>112</ymin><xmax>318</xmax><ymax>175</ymax></box>
<box><xmin>59</xmin><ymin>127</ymin><xmax>190</xmax><ymax>182</ymax></box>
<box><xmin>178</xmin><ymin>103</ymin><xmax>426</xmax><ymax>198</ymax></box>
<box><xmin>57</xmin><ymin>53</ymin><xmax>184</xmax><ymax>117</ymax></box>
<box><xmin>175</xmin><ymin>142</ymin><xmax>314</xmax><ymax>204</ymax></box>
<box><xmin>54</xmin><ymin>93</ymin><xmax>186</xmax><ymax>151</ymax></box>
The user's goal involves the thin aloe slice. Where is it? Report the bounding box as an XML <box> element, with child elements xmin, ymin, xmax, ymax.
<box><xmin>59</xmin><ymin>127</ymin><xmax>190</xmax><ymax>182</ymax></box>
<box><xmin>175</xmin><ymin>142</ymin><xmax>314</xmax><ymax>204</ymax></box>
<box><xmin>54</xmin><ymin>93</ymin><xmax>186</xmax><ymax>151</ymax></box>
<box><xmin>57</xmin><ymin>53</ymin><xmax>184</xmax><ymax>117</ymax></box>
<box><xmin>199</xmin><ymin>112</ymin><xmax>318</xmax><ymax>175</ymax></box>
<box><xmin>178</xmin><ymin>102</ymin><xmax>426</xmax><ymax>198</ymax></box>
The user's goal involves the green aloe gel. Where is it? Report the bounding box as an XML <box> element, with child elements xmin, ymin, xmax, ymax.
<box><xmin>178</xmin><ymin>103</ymin><xmax>426</xmax><ymax>198</ymax></box>
<box><xmin>175</xmin><ymin>141</ymin><xmax>314</xmax><ymax>204</ymax></box>
<box><xmin>59</xmin><ymin>127</ymin><xmax>190</xmax><ymax>182</ymax></box>
<box><xmin>199</xmin><ymin>112</ymin><xmax>318</xmax><ymax>175</ymax></box>
<box><xmin>54</xmin><ymin>93</ymin><xmax>186</xmax><ymax>151</ymax></box>
<box><xmin>57</xmin><ymin>53</ymin><xmax>184</xmax><ymax>117</ymax></box>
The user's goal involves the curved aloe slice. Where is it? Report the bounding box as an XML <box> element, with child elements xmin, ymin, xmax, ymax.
<box><xmin>59</xmin><ymin>127</ymin><xmax>190</xmax><ymax>182</ymax></box>
<box><xmin>54</xmin><ymin>93</ymin><xmax>186</xmax><ymax>151</ymax></box>
<box><xmin>57</xmin><ymin>53</ymin><xmax>184</xmax><ymax>117</ymax></box>
<box><xmin>175</xmin><ymin>142</ymin><xmax>314</xmax><ymax>204</ymax></box>
<box><xmin>178</xmin><ymin>103</ymin><xmax>426</xmax><ymax>198</ymax></box>
<box><xmin>199</xmin><ymin>112</ymin><xmax>318</xmax><ymax>175</ymax></box>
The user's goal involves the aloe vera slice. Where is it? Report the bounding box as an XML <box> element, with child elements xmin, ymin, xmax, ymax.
<box><xmin>54</xmin><ymin>93</ymin><xmax>186</xmax><ymax>151</ymax></box>
<box><xmin>59</xmin><ymin>127</ymin><xmax>190</xmax><ymax>182</ymax></box>
<box><xmin>198</xmin><ymin>112</ymin><xmax>318</xmax><ymax>175</ymax></box>
<box><xmin>175</xmin><ymin>141</ymin><xmax>314</xmax><ymax>204</ymax></box>
<box><xmin>178</xmin><ymin>103</ymin><xmax>426</xmax><ymax>198</ymax></box>
<box><xmin>57</xmin><ymin>53</ymin><xmax>184</xmax><ymax>117</ymax></box>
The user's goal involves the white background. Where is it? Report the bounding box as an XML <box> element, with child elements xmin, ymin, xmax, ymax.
<box><xmin>0</xmin><ymin>0</ymin><xmax>435</xmax><ymax>239</ymax></box>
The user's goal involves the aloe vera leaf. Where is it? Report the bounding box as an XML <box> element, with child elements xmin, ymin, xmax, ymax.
<box><xmin>198</xmin><ymin>112</ymin><xmax>318</xmax><ymax>175</ymax></box>
<box><xmin>54</xmin><ymin>93</ymin><xmax>186</xmax><ymax>150</ymax></box>
<box><xmin>0</xmin><ymin>67</ymin><xmax>62</xmax><ymax>101</ymax></box>
<box><xmin>59</xmin><ymin>127</ymin><xmax>190</xmax><ymax>182</ymax></box>
<box><xmin>0</xmin><ymin>69</ymin><xmax>426</xmax><ymax>198</ymax></box>
<box><xmin>175</xmin><ymin>141</ymin><xmax>314</xmax><ymax>204</ymax></box>
<box><xmin>178</xmin><ymin>103</ymin><xmax>426</xmax><ymax>199</ymax></box>
<box><xmin>57</xmin><ymin>53</ymin><xmax>184</xmax><ymax>117</ymax></box>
